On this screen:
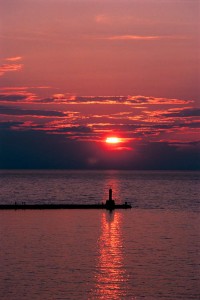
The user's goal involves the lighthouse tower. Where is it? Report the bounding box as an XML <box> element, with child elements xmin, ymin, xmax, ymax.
<box><xmin>106</xmin><ymin>189</ymin><xmax>115</xmax><ymax>210</ymax></box>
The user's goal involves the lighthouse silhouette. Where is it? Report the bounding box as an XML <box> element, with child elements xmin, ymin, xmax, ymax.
<box><xmin>106</xmin><ymin>189</ymin><xmax>115</xmax><ymax>210</ymax></box>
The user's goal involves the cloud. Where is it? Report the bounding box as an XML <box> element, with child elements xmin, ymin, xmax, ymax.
<box><xmin>0</xmin><ymin>86</ymin><xmax>51</xmax><ymax>91</ymax></box>
<box><xmin>50</xmin><ymin>125</ymin><xmax>93</xmax><ymax>135</ymax></box>
<box><xmin>127</xmin><ymin>96</ymin><xmax>192</xmax><ymax>105</ymax></box>
<box><xmin>0</xmin><ymin>128</ymin><xmax>199</xmax><ymax>170</ymax></box>
<box><xmin>183</xmin><ymin>122</ymin><xmax>200</xmax><ymax>128</ymax></box>
<box><xmin>0</xmin><ymin>91</ymin><xmax>192</xmax><ymax>106</ymax></box>
<box><xmin>0</xmin><ymin>87</ymin><xmax>52</xmax><ymax>102</ymax></box>
<box><xmin>72</xmin><ymin>95</ymin><xmax>192</xmax><ymax>105</ymax></box>
<box><xmin>0</xmin><ymin>87</ymin><xmax>31</xmax><ymax>91</ymax></box>
<box><xmin>0</xmin><ymin>88</ymin><xmax>198</xmax><ymax>145</ymax></box>
<box><xmin>0</xmin><ymin>56</ymin><xmax>23</xmax><ymax>76</ymax></box>
<box><xmin>5</xmin><ymin>56</ymin><xmax>22</xmax><ymax>62</ymax></box>
<box><xmin>144</xmin><ymin>107</ymin><xmax>200</xmax><ymax>123</ymax></box>
<box><xmin>49</xmin><ymin>95</ymin><xmax>128</xmax><ymax>104</ymax></box>
<box><xmin>45</xmin><ymin>95</ymin><xmax>191</xmax><ymax>105</ymax></box>
<box><xmin>0</xmin><ymin>94</ymin><xmax>27</xmax><ymax>102</ymax></box>
<box><xmin>92</xmin><ymin>35</ymin><xmax>188</xmax><ymax>41</ymax></box>
<box><xmin>0</xmin><ymin>63</ymin><xmax>23</xmax><ymax>76</ymax></box>
<box><xmin>0</xmin><ymin>121</ymin><xmax>24</xmax><ymax>130</ymax></box>
<box><xmin>169</xmin><ymin>140</ymin><xmax>200</xmax><ymax>147</ymax></box>
<box><xmin>0</xmin><ymin>91</ymin><xmax>37</xmax><ymax>102</ymax></box>
<box><xmin>161</xmin><ymin>108</ymin><xmax>200</xmax><ymax>118</ymax></box>
<box><xmin>0</xmin><ymin>105</ymin><xmax>67</xmax><ymax>117</ymax></box>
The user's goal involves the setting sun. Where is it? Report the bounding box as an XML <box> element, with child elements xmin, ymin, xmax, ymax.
<box><xmin>105</xmin><ymin>137</ymin><xmax>121</xmax><ymax>144</ymax></box>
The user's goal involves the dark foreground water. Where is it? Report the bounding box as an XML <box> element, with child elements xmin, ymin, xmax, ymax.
<box><xmin>0</xmin><ymin>170</ymin><xmax>199</xmax><ymax>299</ymax></box>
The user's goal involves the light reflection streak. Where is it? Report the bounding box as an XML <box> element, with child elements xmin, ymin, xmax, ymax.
<box><xmin>91</xmin><ymin>212</ymin><xmax>134</xmax><ymax>299</ymax></box>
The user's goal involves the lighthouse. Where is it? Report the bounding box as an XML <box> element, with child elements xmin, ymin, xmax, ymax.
<box><xmin>106</xmin><ymin>188</ymin><xmax>115</xmax><ymax>210</ymax></box>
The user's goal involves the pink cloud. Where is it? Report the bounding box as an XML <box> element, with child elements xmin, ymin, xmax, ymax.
<box><xmin>0</xmin><ymin>91</ymin><xmax>37</xmax><ymax>102</ymax></box>
<box><xmin>127</xmin><ymin>96</ymin><xmax>192</xmax><ymax>105</ymax></box>
<box><xmin>92</xmin><ymin>35</ymin><xmax>188</xmax><ymax>41</ymax></box>
<box><xmin>0</xmin><ymin>63</ymin><xmax>23</xmax><ymax>76</ymax></box>
<box><xmin>5</xmin><ymin>56</ymin><xmax>22</xmax><ymax>62</ymax></box>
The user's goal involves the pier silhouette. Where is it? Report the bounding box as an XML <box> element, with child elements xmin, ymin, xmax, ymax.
<box><xmin>0</xmin><ymin>189</ymin><xmax>131</xmax><ymax>210</ymax></box>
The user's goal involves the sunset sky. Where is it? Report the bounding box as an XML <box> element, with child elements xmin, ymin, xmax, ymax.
<box><xmin>0</xmin><ymin>0</ymin><xmax>199</xmax><ymax>169</ymax></box>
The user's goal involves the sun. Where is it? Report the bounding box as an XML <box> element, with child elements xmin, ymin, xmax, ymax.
<box><xmin>105</xmin><ymin>137</ymin><xmax>121</xmax><ymax>144</ymax></box>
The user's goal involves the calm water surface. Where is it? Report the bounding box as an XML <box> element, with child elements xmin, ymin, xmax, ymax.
<box><xmin>0</xmin><ymin>170</ymin><xmax>199</xmax><ymax>299</ymax></box>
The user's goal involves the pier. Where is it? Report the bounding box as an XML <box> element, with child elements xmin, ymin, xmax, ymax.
<box><xmin>0</xmin><ymin>189</ymin><xmax>132</xmax><ymax>210</ymax></box>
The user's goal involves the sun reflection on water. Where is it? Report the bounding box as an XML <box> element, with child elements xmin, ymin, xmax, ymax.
<box><xmin>91</xmin><ymin>212</ymin><xmax>133</xmax><ymax>299</ymax></box>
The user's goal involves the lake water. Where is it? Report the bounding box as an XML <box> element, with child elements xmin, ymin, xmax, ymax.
<box><xmin>0</xmin><ymin>170</ymin><xmax>199</xmax><ymax>299</ymax></box>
